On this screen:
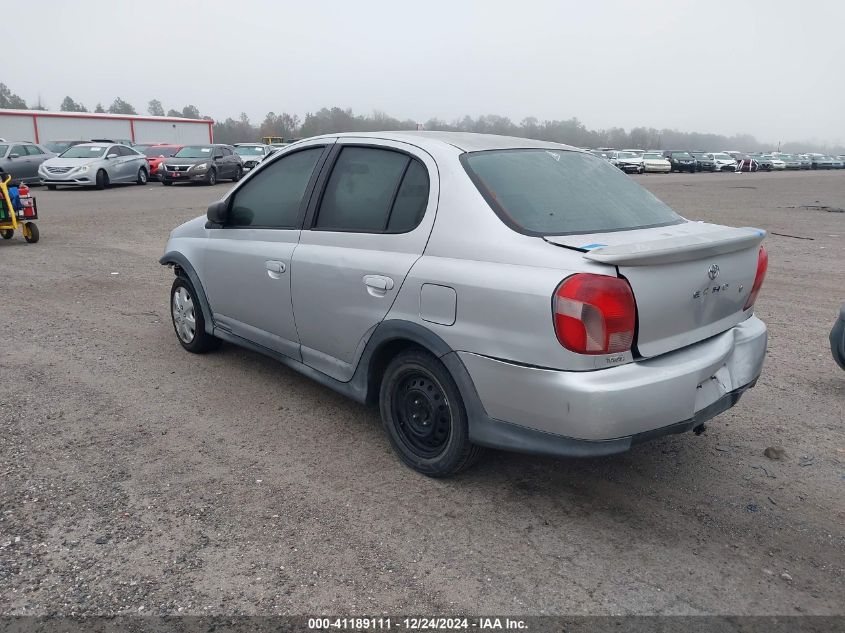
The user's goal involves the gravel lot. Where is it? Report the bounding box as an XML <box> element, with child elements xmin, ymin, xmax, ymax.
<box><xmin>1</xmin><ymin>170</ymin><xmax>843</xmax><ymax>616</ymax></box>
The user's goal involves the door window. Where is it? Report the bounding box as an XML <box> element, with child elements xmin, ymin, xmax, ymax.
<box><xmin>315</xmin><ymin>147</ymin><xmax>429</xmax><ymax>233</ymax></box>
<box><xmin>229</xmin><ymin>147</ymin><xmax>324</xmax><ymax>228</ymax></box>
<box><xmin>213</xmin><ymin>148</ymin><xmax>224</xmax><ymax>159</ymax></box>
<box><xmin>26</xmin><ymin>145</ymin><xmax>45</xmax><ymax>155</ymax></box>
<box><xmin>10</xmin><ymin>145</ymin><xmax>27</xmax><ymax>158</ymax></box>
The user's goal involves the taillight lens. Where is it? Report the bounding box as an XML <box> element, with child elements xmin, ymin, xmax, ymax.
<box><xmin>553</xmin><ymin>274</ymin><xmax>636</xmax><ymax>355</ymax></box>
<box><xmin>743</xmin><ymin>245</ymin><xmax>768</xmax><ymax>310</ymax></box>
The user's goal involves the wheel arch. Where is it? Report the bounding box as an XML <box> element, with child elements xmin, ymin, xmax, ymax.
<box><xmin>159</xmin><ymin>251</ymin><xmax>215</xmax><ymax>335</ymax></box>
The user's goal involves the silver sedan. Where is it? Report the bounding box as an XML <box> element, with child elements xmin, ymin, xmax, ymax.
<box><xmin>161</xmin><ymin>132</ymin><xmax>768</xmax><ymax>476</ymax></box>
<box><xmin>38</xmin><ymin>143</ymin><xmax>149</xmax><ymax>190</ymax></box>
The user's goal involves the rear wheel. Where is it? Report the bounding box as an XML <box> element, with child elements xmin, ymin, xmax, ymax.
<box><xmin>162</xmin><ymin>179</ymin><xmax>173</xmax><ymax>186</ymax></box>
<box><xmin>136</xmin><ymin>167</ymin><xmax>148</xmax><ymax>185</ymax></box>
<box><xmin>23</xmin><ymin>222</ymin><xmax>39</xmax><ymax>243</ymax></box>
<box><xmin>1</xmin><ymin>229</ymin><xmax>13</xmax><ymax>240</ymax></box>
<box><xmin>170</xmin><ymin>277</ymin><xmax>220</xmax><ymax>353</ymax></box>
<box><xmin>95</xmin><ymin>169</ymin><xmax>109</xmax><ymax>190</ymax></box>
<box><xmin>46</xmin><ymin>184</ymin><xmax>57</xmax><ymax>191</ymax></box>
<box><xmin>379</xmin><ymin>349</ymin><xmax>484</xmax><ymax>477</ymax></box>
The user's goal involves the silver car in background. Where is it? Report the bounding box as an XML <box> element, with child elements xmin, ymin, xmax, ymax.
<box><xmin>161</xmin><ymin>132</ymin><xmax>768</xmax><ymax>477</ymax></box>
<box><xmin>0</xmin><ymin>142</ymin><xmax>55</xmax><ymax>184</ymax></box>
<box><xmin>39</xmin><ymin>142</ymin><xmax>149</xmax><ymax>189</ymax></box>
<box><xmin>233</xmin><ymin>143</ymin><xmax>273</xmax><ymax>170</ymax></box>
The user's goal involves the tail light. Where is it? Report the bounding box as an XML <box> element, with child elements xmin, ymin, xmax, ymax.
<box><xmin>743</xmin><ymin>245</ymin><xmax>768</xmax><ymax>310</ymax></box>
<box><xmin>553</xmin><ymin>274</ymin><xmax>636</xmax><ymax>355</ymax></box>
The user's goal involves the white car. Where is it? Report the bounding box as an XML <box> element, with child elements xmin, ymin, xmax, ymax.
<box><xmin>39</xmin><ymin>142</ymin><xmax>149</xmax><ymax>190</ymax></box>
<box><xmin>641</xmin><ymin>152</ymin><xmax>671</xmax><ymax>173</ymax></box>
<box><xmin>705</xmin><ymin>152</ymin><xmax>739</xmax><ymax>172</ymax></box>
<box><xmin>765</xmin><ymin>155</ymin><xmax>786</xmax><ymax>170</ymax></box>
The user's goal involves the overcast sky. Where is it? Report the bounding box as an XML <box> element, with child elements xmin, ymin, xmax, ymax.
<box><xmin>8</xmin><ymin>0</ymin><xmax>844</xmax><ymax>144</ymax></box>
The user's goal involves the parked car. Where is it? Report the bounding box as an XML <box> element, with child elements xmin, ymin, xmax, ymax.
<box><xmin>690</xmin><ymin>152</ymin><xmax>716</xmax><ymax>172</ymax></box>
<box><xmin>723</xmin><ymin>151</ymin><xmax>744</xmax><ymax>162</ymax></box>
<box><xmin>831</xmin><ymin>157</ymin><xmax>844</xmax><ymax>169</ymax></box>
<box><xmin>810</xmin><ymin>154</ymin><xmax>835</xmax><ymax>169</ymax></box>
<box><xmin>160</xmin><ymin>132</ymin><xmax>769</xmax><ymax>476</ymax></box>
<box><xmin>775</xmin><ymin>154</ymin><xmax>803</xmax><ymax>169</ymax></box>
<box><xmin>749</xmin><ymin>154</ymin><xmax>775</xmax><ymax>171</ymax></box>
<box><xmin>38</xmin><ymin>142</ymin><xmax>149</xmax><ymax>189</ymax></box>
<box><xmin>664</xmin><ymin>151</ymin><xmax>696</xmax><ymax>173</ymax></box>
<box><xmin>139</xmin><ymin>144</ymin><xmax>183</xmax><ymax>181</ymax></box>
<box><xmin>608</xmin><ymin>150</ymin><xmax>643</xmax><ymax>174</ymax></box>
<box><xmin>622</xmin><ymin>149</ymin><xmax>644</xmax><ymax>156</ymax></box>
<box><xmin>797</xmin><ymin>154</ymin><xmax>813</xmax><ymax>169</ymax></box>
<box><xmin>43</xmin><ymin>140</ymin><xmax>88</xmax><ymax>155</ymax></box>
<box><xmin>234</xmin><ymin>143</ymin><xmax>273</xmax><ymax>170</ymax></box>
<box><xmin>160</xmin><ymin>144</ymin><xmax>243</xmax><ymax>186</ymax></box>
<box><xmin>705</xmin><ymin>152</ymin><xmax>740</xmax><ymax>172</ymax></box>
<box><xmin>0</xmin><ymin>142</ymin><xmax>55</xmax><ymax>185</ymax></box>
<box><xmin>763</xmin><ymin>155</ymin><xmax>786</xmax><ymax>170</ymax></box>
<box><xmin>589</xmin><ymin>150</ymin><xmax>610</xmax><ymax>160</ymax></box>
<box><xmin>736</xmin><ymin>156</ymin><xmax>759</xmax><ymax>172</ymax></box>
<box><xmin>641</xmin><ymin>151</ymin><xmax>672</xmax><ymax>173</ymax></box>
<box><xmin>832</xmin><ymin>302</ymin><xmax>845</xmax><ymax>370</ymax></box>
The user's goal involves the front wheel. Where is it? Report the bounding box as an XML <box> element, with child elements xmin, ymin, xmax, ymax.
<box><xmin>23</xmin><ymin>222</ymin><xmax>39</xmax><ymax>243</ymax></box>
<box><xmin>95</xmin><ymin>169</ymin><xmax>109</xmax><ymax>190</ymax></box>
<box><xmin>137</xmin><ymin>168</ymin><xmax>148</xmax><ymax>185</ymax></box>
<box><xmin>1</xmin><ymin>229</ymin><xmax>13</xmax><ymax>240</ymax></box>
<box><xmin>47</xmin><ymin>184</ymin><xmax>57</xmax><ymax>191</ymax></box>
<box><xmin>379</xmin><ymin>349</ymin><xmax>484</xmax><ymax>477</ymax></box>
<box><xmin>205</xmin><ymin>169</ymin><xmax>217</xmax><ymax>186</ymax></box>
<box><xmin>162</xmin><ymin>179</ymin><xmax>173</xmax><ymax>186</ymax></box>
<box><xmin>170</xmin><ymin>277</ymin><xmax>220</xmax><ymax>353</ymax></box>
<box><xmin>232</xmin><ymin>166</ymin><xmax>243</xmax><ymax>182</ymax></box>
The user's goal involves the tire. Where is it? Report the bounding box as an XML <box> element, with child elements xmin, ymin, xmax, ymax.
<box><xmin>162</xmin><ymin>179</ymin><xmax>173</xmax><ymax>186</ymax></box>
<box><xmin>379</xmin><ymin>349</ymin><xmax>484</xmax><ymax>477</ymax></box>
<box><xmin>232</xmin><ymin>166</ymin><xmax>243</xmax><ymax>182</ymax></box>
<box><xmin>23</xmin><ymin>222</ymin><xmax>39</xmax><ymax>244</ymax></box>
<box><xmin>205</xmin><ymin>169</ymin><xmax>217</xmax><ymax>186</ymax></box>
<box><xmin>170</xmin><ymin>277</ymin><xmax>220</xmax><ymax>354</ymax></box>
<box><xmin>47</xmin><ymin>184</ymin><xmax>57</xmax><ymax>191</ymax></box>
<box><xmin>136</xmin><ymin>168</ymin><xmax>148</xmax><ymax>185</ymax></box>
<box><xmin>95</xmin><ymin>169</ymin><xmax>109</xmax><ymax>190</ymax></box>
<box><xmin>1</xmin><ymin>229</ymin><xmax>13</xmax><ymax>240</ymax></box>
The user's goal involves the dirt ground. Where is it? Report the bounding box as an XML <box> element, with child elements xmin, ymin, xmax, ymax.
<box><xmin>1</xmin><ymin>170</ymin><xmax>843</xmax><ymax>616</ymax></box>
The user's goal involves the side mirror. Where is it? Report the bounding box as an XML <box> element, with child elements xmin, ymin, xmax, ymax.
<box><xmin>106</xmin><ymin>153</ymin><xmax>118</xmax><ymax>159</ymax></box>
<box><xmin>9</xmin><ymin>153</ymin><xmax>20</xmax><ymax>159</ymax></box>
<box><xmin>206</xmin><ymin>199</ymin><xmax>229</xmax><ymax>225</ymax></box>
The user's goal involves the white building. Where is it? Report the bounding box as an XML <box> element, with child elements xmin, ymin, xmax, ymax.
<box><xmin>0</xmin><ymin>110</ymin><xmax>214</xmax><ymax>145</ymax></box>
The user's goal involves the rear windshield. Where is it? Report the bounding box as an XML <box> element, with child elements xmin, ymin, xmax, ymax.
<box><xmin>142</xmin><ymin>146</ymin><xmax>180</xmax><ymax>157</ymax></box>
<box><xmin>462</xmin><ymin>149</ymin><xmax>683</xmax><ymax>236</ymax></box>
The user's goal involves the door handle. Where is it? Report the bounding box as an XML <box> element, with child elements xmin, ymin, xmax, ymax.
<box><xmin>265</xmin><ymin>260</ymin><xmax>286</xmax><ymax>277</ymax></box>
<box><xmin>363</xmin><ymin>275</ymin><xmax>394</xmax><ymax>296</ymax></box>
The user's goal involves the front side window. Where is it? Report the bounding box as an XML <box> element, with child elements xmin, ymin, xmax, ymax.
<box><xmin>10</xmin><ymin>145</ymin><xmax>27</xmax><ymax>157</ymax></box>
<box><xmin>229</xmin><ymin>147</ymin><xmax>323</xmax><ymax>228</ymax></box>
<box><xmin>315</xmin><ymin>147</ymin><xmax>428</xmax><ymax>233</ymax></box>
<box><xmin>462</xmin><ymin>149</ymin><xmax>682</xmax><ymax>236</ymax></box>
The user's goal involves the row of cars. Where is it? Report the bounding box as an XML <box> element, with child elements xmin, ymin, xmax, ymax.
<box><xmin>0</xmin><ymin>138</ymin><xmax>277</xmax><ymax>189</ymax></box>
<box><xmin>590</xmin><ymin>148</ymin><xmax>845</xmax><ymax>174</ymax></box>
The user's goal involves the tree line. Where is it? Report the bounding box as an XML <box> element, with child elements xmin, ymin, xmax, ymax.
<box><xmin>1</xmin><ymin>82</ymin><xmax>841</xmax><ymax>154</ymax></box>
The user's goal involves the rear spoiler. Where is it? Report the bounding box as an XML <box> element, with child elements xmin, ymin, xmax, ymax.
<box><xmin>581</xmin><ymin>227</ymin><xmax>766</xmax><ymax>266</ymax></box>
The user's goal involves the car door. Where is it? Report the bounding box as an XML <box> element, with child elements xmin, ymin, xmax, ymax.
<box><xmin>211</xmin><ymin>147</ymin><xmax>227</xmax><ymax>178</ymax></box>
<box><xmin>198</xmin><ymin>141</ymin><xmax>331</xmax><ymax>359</ymax></box>
<box><xmin>290</xmin><ymin>139</ymin><xmax>439</xmax><ymax>382</ymax></box>
<box><xmin>119</xmin><ymin>145</ymin><xmax>141</xmax><ymax>180</ymax></box>
<box><xmin>25</xmin><ymin>145</ymin><xmax>50</xmax><ymax>180</ymax></box>
<box><xmin>8</xmin><ymin>144</ymin><xmax>34</xmax><ymax>181</ymax></box>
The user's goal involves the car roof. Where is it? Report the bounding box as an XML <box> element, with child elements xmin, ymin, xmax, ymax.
<box><xmin>309</xmin><ymin>131</ymin><xmax>580</xmax><ymax>153</ymax></box>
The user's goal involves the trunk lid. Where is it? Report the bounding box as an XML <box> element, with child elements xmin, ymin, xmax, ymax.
<box><xmin>544</xmin><ymin>222</ymin><xmax>765</xmax><ymax>357</ymax></box>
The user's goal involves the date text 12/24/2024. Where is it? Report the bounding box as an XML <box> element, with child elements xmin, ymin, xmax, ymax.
<box><xmin>307</xmin><ymin>617</ymin><xmax>528</xmax><ymax>630</ymax></box>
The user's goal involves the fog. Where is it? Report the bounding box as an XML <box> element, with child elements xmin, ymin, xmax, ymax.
<box><xmin>6</xmin><ymin>0</ymin><xmax>844</xmax><ymax>145</ymax></box>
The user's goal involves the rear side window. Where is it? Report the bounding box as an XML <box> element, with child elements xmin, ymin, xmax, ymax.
<box><xmin>462</xmin><ymin>149</ymin><xmax>683</xmax><ymax>236</ymax></box>
<box><xmin>26</xmin><ymin>145</ymin><xmax>44</xmax><ymax>155</ymax></box>
<box><xmin>229</xmin><ymin>147</ymin><xmax>323</xmax><ymax>228</ymax></box>
<box><xmin>315</xmin><ymin>147</ymin><xmax>428</xmax><ymax>233</ymax></box>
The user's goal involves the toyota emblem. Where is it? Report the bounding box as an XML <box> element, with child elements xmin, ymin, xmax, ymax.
<box><xmin>708</xmin><ymin>264</ymin><xmax>720</xmax><ymax>280</ymax></box>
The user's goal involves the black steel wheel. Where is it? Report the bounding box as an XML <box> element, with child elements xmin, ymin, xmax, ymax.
<box><xmin>380</xmin><ymin>349</ymin><xmax>484</xmax><ymax>477</ymax></box>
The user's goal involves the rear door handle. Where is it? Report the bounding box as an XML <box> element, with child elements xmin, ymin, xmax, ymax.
<box><xmin>265</xmin><ymin>260</ymin><xmax>286</xmax><ymax>278</ymax></box>
<box><xmin>364</xmin><ymin>274</ymin><xmax>394</xmax><ymax>296</ymax></box>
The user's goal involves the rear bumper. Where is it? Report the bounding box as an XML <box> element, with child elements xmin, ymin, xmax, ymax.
<box><xmin>459</xmin><ymin>315</ymin><xmax>767</xmax><ymax>454</ymax></box>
